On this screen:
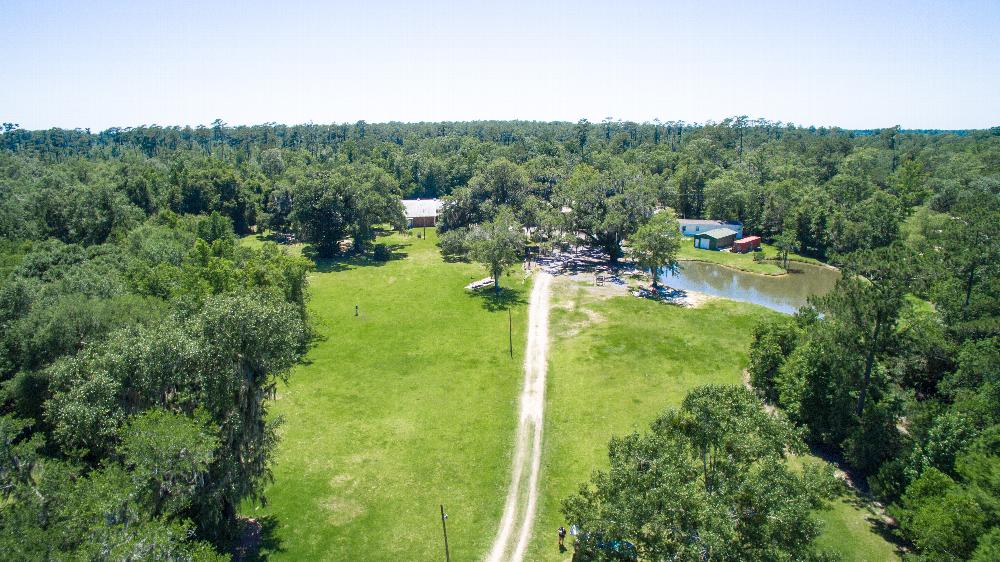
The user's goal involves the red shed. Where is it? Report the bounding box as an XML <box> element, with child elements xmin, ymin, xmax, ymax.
<box><xmin>732</xmin><ymin>236</ymin><xmax>761</xmax><ymax>253</ymax></box>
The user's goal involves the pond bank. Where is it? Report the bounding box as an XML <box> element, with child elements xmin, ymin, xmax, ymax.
<box><xmin>660</xmin><ymin>261</ymin><xmax>841</xmax><ymax>314</ymax></box>
<box><xmin>677</xmin><ymin>244</ymin><xmax>835</xmax><ymax>277</ymax></box>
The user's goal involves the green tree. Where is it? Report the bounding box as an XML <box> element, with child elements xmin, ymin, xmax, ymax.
<box><xmin>260</xmin><ymin>148</ymin><xmax>286</xmax><ymax>180</ymax></box>
<box><xmin>971</xmin><ymin>528</ymin><xmax>1000</xmax><ymax>562</ymax></box>
<box><xmin>555</xmin><ymin>163</ymin><xmax>654</xmax><ymax>262</ymax></box>
<box><xmin>894</xmin><ymin>468</ymin><xmax>988</xmax><ymax>560</ymax></box>
<box><xmin>773</xmin><ymin>228</ymin><xmax>797</xmax><ymax>270</ymax></box>
<box><xmin>290</xmin><ymin>171</ymin><xmax>351</xmax><ymax>257</ymax></box>
<box><xmin>468</xmin><ymin>208</ymin><xmax>525</xmax><ymax>293</ymax></box>
<box><xmin>562</xmin><ymin>385</ymin><xmax>836</xmax><ymax>561</ymax></box>
<box><xmin>291</xmin><ymin>166</ymin><xmax>404</xmax><ymax>257</ymax></box>
<box><xmin>933</xmin><ymin>187</ymin><xmax>1000</xmax><ymax>326</ymax></box>
<box><xmin>703</xmin><ymin>170</ymin><xmax>749</xmax><ymax>222</ymax></box>
<box><xmin>776</xmin><ymin>324</ymin><xmax>861</xmax><ymax>446</ymax></box>
<box><xmin>747</xmin><ymin>316</ymin><xmax>801</xmax><ymax>402</ymax></box>
<box><xmin>118</xmin><ymin>409</ymin><xmax>218</xmax><ymax>519</ymax></box>
<box><xmin>815</xmin><ymin>245</ymin><xmax>913</xmax><ymax>416</ymax></box>
<box><xmin>43</xmin><ymin>290</ymin><xmax>306</xmax><ymax>543</ymax></box>
<box><xmin>628</xmin><ymin>209</ymin><xmax>681</xmax><ymax>288</ymax></box>
<box><xmin>343</xmin><ymin>164</ymin><xmax>406</xmax><ymax>253</ymax></box>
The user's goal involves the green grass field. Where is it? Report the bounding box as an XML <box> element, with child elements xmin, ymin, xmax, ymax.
<box><xmin>526</xmin><ymin>281</ymin><xmax>900</xmax><ymax>562</ymax></box>
<box><xmin>244</xmin><ymin>229</ymin><xmax>530</xmax><ymax>561</ymax></box>
<box><xmin>678</xmin><ymin>241</ymin><xmax>825</xmax><ymax>275</ymax></box>
<box><xmin>242</xmin><ymin>229</ymin><xmax>896</xmax><ymax>561</ymax></box>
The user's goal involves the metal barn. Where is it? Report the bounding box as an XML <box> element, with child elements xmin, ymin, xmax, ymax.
<box><xmin>693</xmin><ymin>228</ymin><xmax>738</xmax><ymax>250</ymax></box>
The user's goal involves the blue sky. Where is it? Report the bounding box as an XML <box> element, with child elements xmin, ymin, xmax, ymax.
<box><xmin>2</xmin><ymin>0</ymin><xmax>998</xmax><ymax>130</ymax></box>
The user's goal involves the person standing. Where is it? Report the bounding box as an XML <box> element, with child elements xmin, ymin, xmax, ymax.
<box><xmin>558</xmin><ymin>526</ymin><xmax>567</xmax><ymax>548</ymax></box>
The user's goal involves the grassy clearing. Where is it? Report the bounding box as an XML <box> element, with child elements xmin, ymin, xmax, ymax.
<box><xmin>677</xmin><ymin>242</ymin><xmax>823</xmax><ymax>275</ymax></box>
<box><xmin>242</xmin><ymin>229</ymin><xmax>529</xmax><ymax>561</ymax></box>
<box><xmin>789</xmin><ymin>456</ymin><xmax>902</xmax><ymax>561</ymax></box>
<box><xmin>814</xmin><ymin>497</ymin><xmax>900</xmax><ymax>560</ymax></box>
<box><xmin>241</xmin><ymin>231</ymin><xmax>305</xmax><ymax>257</ymax></box>
<box><xmin>678</xmin><ymin>243</ymin><xmax>784</xmax><ymax>275</ymax></box>
<box><xmin>527</xmin><ymin>282</ymin><xmax>900</xmax><ymax>562</ymax></box>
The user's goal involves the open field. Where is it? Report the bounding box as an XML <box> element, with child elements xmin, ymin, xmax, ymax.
<box><xmin>242</xmin><ymin>229</ymin><xmax>530</xmax><ymax>561</ymax></box>
<box><xmin>525</xmin><ymin>279</ymin><xmax>901</xmax><ymax>562</ymax></box>
<box><xmin>242</xmin><ymin>230</ymin><xmax>897</xmax><ymax>562</ymax></box>
<box><xmin>677</xmin><ymin>242</ymin><xmax>824</xmax><ymax>275</ymax></box>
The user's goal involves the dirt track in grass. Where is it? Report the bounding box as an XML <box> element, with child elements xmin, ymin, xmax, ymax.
<box><xmin>486</xmin><ymin>271</ymin><xmax>551</xmax><ymax>562</ymax></box>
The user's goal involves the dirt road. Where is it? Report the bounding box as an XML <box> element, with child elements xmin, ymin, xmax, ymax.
<box><xmin>485</xmin><ymin>271</ymin><xmax>551</xmax><ymax>562</ymax></box>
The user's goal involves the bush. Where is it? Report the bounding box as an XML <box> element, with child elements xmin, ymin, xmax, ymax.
<box><xmin>372</xmin><ymin>244</ymin><xmax>391</xmax><ymax>262</ymax></box>
<box><xmin>747</xmin><ymin>318</ymin><xmax>800</xmax><ymax>402</ymax></box>
<box><xmin>437</xmin><ymin>228</ymin><xmax>470</xmax><ymax>261</ymax></box>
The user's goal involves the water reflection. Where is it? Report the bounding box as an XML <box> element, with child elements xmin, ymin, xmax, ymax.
<box><xmin>659</xmin><ymin>261</ymin><xmax>840</xmax><ymax>314</ymax></box>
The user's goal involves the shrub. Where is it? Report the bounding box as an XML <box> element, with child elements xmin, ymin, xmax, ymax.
<box><xmin>437</xmin><ymin>227</ymin><xmax>470</xmax><ymax>261</ymax></box>
<box><xmin>372</xmin><ymin>244</ymin><xmax>391</xmax><ymax>262</ymax></box>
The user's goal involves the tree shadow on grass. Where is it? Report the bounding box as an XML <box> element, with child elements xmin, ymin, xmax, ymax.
<box><xmin>808</xmin><ymin>442</ymin><xmax>869</xmax><ymax>494</ymax></box>
<box><xmin>808</xmin><ymin>443</ymin><xmax>912</xmax><ymax>556</ymax></box>
<box><xmin>233</xmin><ymin>515</ymin><xmax>283</xmax><ymax>562</ymax></box>
<box><xmin>468</xmin><ymin>285</ymin><xmax>528</xmax><ymax>312</ymax></box>
<box><xmin>441</xmin><ymin>253</ymin><xmax>471</xmax><ymax>263</ymax></box>
<box><xmin>852</xmin><ymin>500</ymin><xmax>910</xmax><ymax>554</ymax></box>
<box><xmin>257</xmin><ymin>231</ymin><xmax>299</xmax><ymax>245</ymax></box>
<box><xmin>304</xmin><ymin>243</ymin><xmax>409</xmax><ymax>273</ymax></box>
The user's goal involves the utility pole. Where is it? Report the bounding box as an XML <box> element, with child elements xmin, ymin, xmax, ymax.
<box><xmin>508</xmin><ymin>308</ymin><xmax>513</xmax><ymax>358</ymax></box>
<box><xmin>440</xmin><ymin>504</ymin><xmax>451</xmax><ymax>562</ymax></box>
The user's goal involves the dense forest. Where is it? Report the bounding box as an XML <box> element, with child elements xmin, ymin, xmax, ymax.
<box><xmin>1</xmin><ymin>119</ymin><xmax>999</xmax><ymax>559</ymax></box>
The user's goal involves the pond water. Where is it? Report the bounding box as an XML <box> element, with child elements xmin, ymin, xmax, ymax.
<box><xmin>658</xmin><ymin>260</ymin><xmax>841</xmax><ymax>314</ymax></box>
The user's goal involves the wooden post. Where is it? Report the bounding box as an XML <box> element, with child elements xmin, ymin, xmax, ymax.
<box><xmin>440</xmin><ymin>504</ymin><xmax>451</xmax><ymax>562</ymax></box>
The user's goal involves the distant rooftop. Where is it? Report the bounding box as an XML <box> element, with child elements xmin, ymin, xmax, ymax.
<box><xmin>699</xmin><ymin>228</ymin><xmax>739</xmax><ymax>239</ymax></box>
<box><xmin>402</xmin><ymin>199</ymin><xmax>442</xmax><ymax>218</ymax></box>
<box><xmin>677</xmin><ymin>219</ymin><xmax>741</xmax><ymax>226</ymax></box>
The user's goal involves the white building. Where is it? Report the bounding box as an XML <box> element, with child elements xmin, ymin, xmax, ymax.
<box><xmin>678</xmin><ymin>219</ymin><xmax>743</xmax><ymax>239</ymax></box>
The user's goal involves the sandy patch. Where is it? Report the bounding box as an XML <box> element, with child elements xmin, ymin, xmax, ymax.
<box><xmin>682</xmin><ymin>290</ymin><xmax>719</xmax><ymax>308</ymax></box>
<box><xmin>630</xmin><ymin>285</ymin><xmax>720</xmax><ymax>308</ymax></box>
<box><xmin>329</xmin><ymin>473</ymin><xmax>354</xmax><ymax>487</ymax></box>
<box><xmin>319</xmin><ymin>496</ymin><xmax>365</xmax><ymax>526</ymax></box>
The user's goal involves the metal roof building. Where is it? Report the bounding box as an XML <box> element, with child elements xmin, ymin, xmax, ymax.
<box><xmin>693</xmin><ymin>227</ymin><xmax>739</xmax><ymax>250</ymax></box>
<box><xmin>402</xmin><ymin>199</ymin><xmax>443</xmax><ymax>227</ymax></box>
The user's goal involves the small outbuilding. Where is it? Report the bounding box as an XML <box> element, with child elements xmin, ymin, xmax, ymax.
<box><xmin>732</xmin><ymin>236</ymin><xmax>762</xmax><ymax>253</ymax></box>
<box><xmin>693</xmin><ymin>228</ymin><xmax>738</xmax><ymax>250</ymax></box>
<box><xmin>402</xmin><ymin>199</ymin><xmax>443</xmax><ymax>228</ymax></box>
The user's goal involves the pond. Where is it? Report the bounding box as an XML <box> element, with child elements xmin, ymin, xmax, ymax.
<box><xmin>658</xmin><ymin>260</ymin><xmax>841</xmax><ymax>314</ymax></box>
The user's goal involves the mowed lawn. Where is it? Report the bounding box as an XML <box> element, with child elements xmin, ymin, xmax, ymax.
<box><xmin>678</xmin><ymin>242</ymin><xmax>824</xmax><ymax>275</ymax></box>
<box><xmin>527</xmin><ymin>281</ymin><xmax>901</xmax><ymax>562</ymax></box>
<box><xmin>243</xmin><ymin>229</ymin><xmax>529</xmax><ymax>561</ymax></box>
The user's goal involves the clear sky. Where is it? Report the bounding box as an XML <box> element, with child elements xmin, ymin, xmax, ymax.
<box><xmin>2</xmin><ymin>0</ymin><xmax>998</xmax><ymax>130</ymax></box>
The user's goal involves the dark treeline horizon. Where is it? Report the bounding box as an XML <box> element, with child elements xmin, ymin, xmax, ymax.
<box><xmin>3</xmin><ymin>115</ymin><xmax>1000</xmax><ymax>135</ymax></box>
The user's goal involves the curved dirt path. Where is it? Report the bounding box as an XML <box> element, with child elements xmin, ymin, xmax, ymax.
<box><xmin>486</xmin><ymin>271</ymin><xmax>552</xmax><ymax>562</ymax></box>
